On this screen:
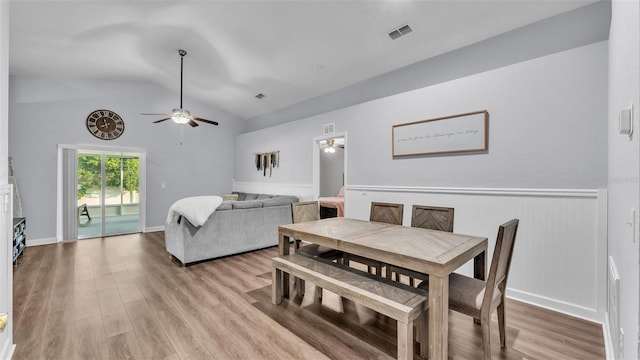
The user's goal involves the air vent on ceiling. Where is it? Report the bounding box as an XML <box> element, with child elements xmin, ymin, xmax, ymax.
<box><xmin>388</xmin><ymin>24</ymin><xmax>413</xmax><ymax>40</ymax></box>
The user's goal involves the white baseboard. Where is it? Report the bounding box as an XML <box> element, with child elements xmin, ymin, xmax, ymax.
<box><xmin>0</xmin><ymin>342</ymin><xmax>15</xmax><ymax>360</ymax></box>
<box><xmin>603</xmin><ymin>314</ymin><xmax>615</xmax><ymax>360</ymax></box>
<box><xmin>29</xmin><ymin>229</ymin><xmax>164</xmax><ymax>244</ymax></box>
<box><xmin>507</xmin><ymin>288</ymin><xmax>600</xmax><ymax>323</ymax></box>
<box><xmin>144</xmin><ymin>226</ymin><xmax>164</xmax><ymax>233</ymax></box>
<box><xmin>26</xmin><ymin>237</ymin><xmax>58</xmax><ymax>247</ymax></box>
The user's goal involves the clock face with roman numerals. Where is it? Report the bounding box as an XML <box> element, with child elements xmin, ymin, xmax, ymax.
<box><xmin>86</xmin><ymin>109</ymin><xmax>124</xmax><ymax>140</ymax></box>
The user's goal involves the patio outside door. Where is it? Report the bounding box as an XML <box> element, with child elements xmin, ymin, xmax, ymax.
<box><xmin>77</xmin><ymin>150</ymin><xmax>141</xmax><ymax>238</ymax></box>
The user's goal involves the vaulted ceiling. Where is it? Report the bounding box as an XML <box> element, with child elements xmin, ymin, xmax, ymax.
<box><xmin>10</xmin><ymin>1</ymin><xmax>597</xmax><ymax>121</ymax></box>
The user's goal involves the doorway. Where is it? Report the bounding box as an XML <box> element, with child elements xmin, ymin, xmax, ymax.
<box><xmin>57</xmin><ymin>145</ymin><xmax>146</xmax><ymax>241</ymax></box>
<box><xmin>77</xmin><ymin>150</ymin><xmax>141</xmax><ymax>238</ymax></box>
<box><xmin>319</xmin><ymin>137</ymin><xmax>345</xmax><ymax>197</ymax></box>
<box><xmin>313</xmin><ymin>132</ymin><xmax>347</xmax><ymax>213</ymax></box>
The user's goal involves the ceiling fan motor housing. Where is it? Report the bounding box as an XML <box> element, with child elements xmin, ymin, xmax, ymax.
<box><xmin>171</xmin><ymin>108</ymin><xmax>191</xmax><ymax>124</ymax></box>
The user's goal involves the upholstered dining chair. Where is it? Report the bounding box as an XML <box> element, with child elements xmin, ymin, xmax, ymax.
<box><xmin>345</xmin><ymin>202</ymin><xmax>404</xmax><ymax>275</ymax></box>
<box><xmin>386</xmin><ymin>205</ymin><xmax>455</xmax><ymax>286</ymax></box>
<box><xmin>417</xmin><ymin>218</ymin><xmax>520</xmax><ymax>360</ymax></box>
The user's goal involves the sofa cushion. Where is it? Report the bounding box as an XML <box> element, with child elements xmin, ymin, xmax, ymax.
<box><xmin>217</xmin><ymin>201</ymin><xmax>233</xmax><ymax>211</ymax></box>
<box><xmin>257</xmin><ymin>194</ymin><xmax>273</xmax><ymax>200</ymax></box>
<box><xmin>232</xmin><ymin>192</ymin><xmax>247</xmax><ymax>201</ymax></box>
<box><xmin>232</xmin><ymin>200</ymin><xmax>263</xmax><ymax>209</ymax></box>
<box><xmin>244</xmin><ymin>193</ymin><xmax>260</xmax><ymax>201</ymax></box>
<box><xmin>222</xmin><ymin>194</ymin><xmax>239</xmax><ymax>201</ymax></box>
<box><xmin>262</xmin><ymin>196</ymin><xmax>297</xmax><ymax>207</ymax></box>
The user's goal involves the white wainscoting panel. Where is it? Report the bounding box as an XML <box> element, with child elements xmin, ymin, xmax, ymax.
<box><xmin>344</xmin><ymin>185</ymin><xmax>606</xmax><ymax>323</ymax></box>
<box><xmin>233</xmin><ymin>181</ymin><xmax>313</xmax><ymax>201</ymax></box>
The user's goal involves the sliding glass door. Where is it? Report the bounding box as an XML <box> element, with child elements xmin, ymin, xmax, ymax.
<box><xmin>77</xmin><ymin>150</ymin><xmax>141</xmax><ymax>238</ymax></box>
<box><xmin>77</xmin><ymin>152</ymin><xmax>103</xmax><ymax>237</ymax></box>
<box><xmin>104</xmin><ymin>154</ymin><xmax>140</xmax><ymax>234</ymax></box>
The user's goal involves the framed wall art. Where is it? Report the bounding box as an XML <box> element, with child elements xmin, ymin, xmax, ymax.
<box><xmin>392</xmin><ymin>110</ymin><xmax>488</xmax><ymax>157</ymax></box>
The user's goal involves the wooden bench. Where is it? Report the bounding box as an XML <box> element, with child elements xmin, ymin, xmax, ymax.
<box><xmin>272</xmin><ymin>253</ymin><xmax>428</xmax><ymax>360</ymax></box>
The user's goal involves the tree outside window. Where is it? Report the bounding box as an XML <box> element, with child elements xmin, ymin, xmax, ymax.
<box><xmin>77</xmin><ymin>155</ymin><xmax>139</xmax><ymax>203</ymax></box>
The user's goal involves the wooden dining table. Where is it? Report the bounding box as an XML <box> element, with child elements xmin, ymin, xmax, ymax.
<box><xmin>277</xmin><ymin>217</ymin><xmax>488</xmax><ymax>360</ymax></box>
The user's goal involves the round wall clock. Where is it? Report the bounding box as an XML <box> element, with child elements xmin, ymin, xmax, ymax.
<box><xmin>86</xmin><ymin>109</ymin><xmax>125</xmax><ymax>140</ymax></box>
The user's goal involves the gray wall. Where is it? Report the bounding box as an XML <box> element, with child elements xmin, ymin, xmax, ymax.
<box><xmin>9</xmin><ymin>76</ymin><xmax>246</xmax><ymax>240</ymax></box>
<box><xmin>235</xmin><ymin>41</ymin><xmax>608</xmax><ymax>190</ymax></box>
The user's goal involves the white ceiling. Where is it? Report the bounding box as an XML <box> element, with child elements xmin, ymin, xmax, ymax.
<box><xmin>9</xmin><ymin>0</ymin><xmax>596</xmax><ymax>120</ymax></box>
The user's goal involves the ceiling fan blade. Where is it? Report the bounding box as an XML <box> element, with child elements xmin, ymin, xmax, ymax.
<box><xmin>152</xmin><ymin>118</ymin><xmax>171</xmax><ymax>123</ymax></box>
<box><xmin>141</xmin><ymin>113</ymin><xmax>169</xmax><ymax>116</ymax></box>
<box><xmin>188</xmin><ymin>120</ymin><xmax>199</xmax><ymax>127</ymax></box>
<box><xmin>192</xmin><ymin>116</ymin><xmax>219</xmax><ymax>126</ymax></box>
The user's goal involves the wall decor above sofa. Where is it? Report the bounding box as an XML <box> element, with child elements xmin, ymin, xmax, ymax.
<box><xmin>255</xmin><ymin>150</ymin><xmax>279</xmax><ymax>177</ymax></box>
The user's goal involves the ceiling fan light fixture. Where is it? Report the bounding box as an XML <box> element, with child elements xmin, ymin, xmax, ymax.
<box><xmin>324</xmin><ymin>138</ymin><xmax>336</xmax><ymax>153</ymax></box>
<box><xmin>171</xmin><ymin>108</ymin><xmax>191</xmax><ymax>124</ymax></box>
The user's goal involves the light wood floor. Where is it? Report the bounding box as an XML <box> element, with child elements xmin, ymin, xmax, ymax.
<box><xmin>12</xmin><ymin>232</ymin><xmax>605</xmax><ymax>359</ymax></box>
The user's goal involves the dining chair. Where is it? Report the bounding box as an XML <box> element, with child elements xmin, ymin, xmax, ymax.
<box><xmin>386</xmin><ymin>205</ymin><xmax>455</xmax><ymax>286</ymax></box>
<box><xmin>369</xmin><ymin>201</ymin><xmax>404</xmax><ymax>225</ymax></box>
<box><xmin>411</xmin><ymin>205</ymin><xmax>454</xmax><ymax>231</ymax></box>
<box><xmin>291</xmin><ymin>201</ymin><xmax>344</xmax><ymax>307</ymax></box>
<box><xmin>345</xmin><ymin>202</ymin><xmax>404</xmax><ymax>275</ymax></box>
<box><xmin>417</xmin><ymin>218</ymin><xmax>520</xmax><ymax>360</ymax></box>
<box><xmin>291</xmin><ymin>201</ymin><xmax>343</xmax><ymax>262</ymax></box>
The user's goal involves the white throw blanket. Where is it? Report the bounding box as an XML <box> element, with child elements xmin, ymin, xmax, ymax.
<box><xmin>166</xmin><ymin>196</ymin><xmax>223</xmax><ymax>226</ymax></box>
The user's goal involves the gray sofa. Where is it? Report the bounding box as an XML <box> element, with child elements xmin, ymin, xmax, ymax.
<box><xmin>165</xmin><ymin>192</ymin><xmax>299</xmax><ymax>265</ymax></box>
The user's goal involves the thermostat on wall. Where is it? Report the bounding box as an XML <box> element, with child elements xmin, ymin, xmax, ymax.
<box><xmin>619</xmin><ymin>106</ymin><xmax>633</xmax><ymax>136</ymax></box>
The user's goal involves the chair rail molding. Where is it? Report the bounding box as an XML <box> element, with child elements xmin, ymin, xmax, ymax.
<box><xmin>232</xmin><ymin>181</ymin><xmax>313</xmax><ymax>200</ymax></box>
<box><xmin>346</xmin><ymin>184</ymin><xmax>598</xmax><ymax>198</ymax></box>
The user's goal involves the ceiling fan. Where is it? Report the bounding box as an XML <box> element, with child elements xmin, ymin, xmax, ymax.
<box><xmin>142</xmin><ymin>49</ymin><xmax>219</xmax><ymax>127</ymax></box>
<box><xmin>320</xmin><ymin>138</ymin><xmax>345</xmax><ymax>153</ymax></box>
